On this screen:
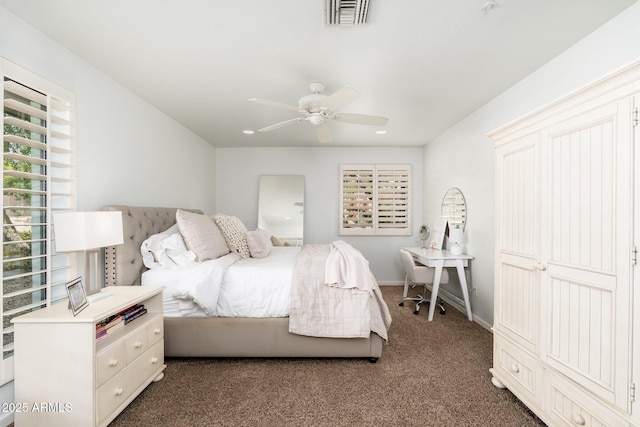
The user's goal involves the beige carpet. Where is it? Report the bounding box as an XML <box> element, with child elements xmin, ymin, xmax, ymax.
<box><xmin>109</xmin><ymin>286</ymin><xmax>545</xmax><ymax>427</ymax></box>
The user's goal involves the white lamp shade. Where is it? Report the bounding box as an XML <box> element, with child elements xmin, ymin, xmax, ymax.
<box><xmin>449</xmin><ymin>227</ymin><xmax>464</xmax><ymax>244</ymax></box>
<box><xmin>53</xmin><ymin>211</ymin><xmax>124</xmax><ymax>252</ymax></box>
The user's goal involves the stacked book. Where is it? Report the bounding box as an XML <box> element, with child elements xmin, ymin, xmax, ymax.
<box><xmin>95</xmin><ymin>314</ymin><xmax>124</xmax><ymax>341</ymax></box>
<box><xmin>120</xmin><ymin>304</ymin><xmax>147</xmax><ymax>325</ymax></box>
<box><xmin>95</xmin><ymin>304</ymin><xmax>147</xmax><ymax>341</ymax></box>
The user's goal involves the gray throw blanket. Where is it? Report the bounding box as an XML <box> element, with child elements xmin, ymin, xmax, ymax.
<box><xmin>288</xmin><ymin>244</ymin><xmax>392</xmax><ymax>341</ymax></box>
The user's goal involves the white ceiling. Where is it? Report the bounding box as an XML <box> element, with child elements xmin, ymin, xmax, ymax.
<box><xmin>1</xmin><ymin>0</ymin><xmax>636</xmax><ymax>147</ymax></box>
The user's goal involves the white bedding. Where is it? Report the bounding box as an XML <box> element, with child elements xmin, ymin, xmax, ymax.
<box><xmin>216</xmin><ymin>246</ymin><xmax>300</xmax><ymax>317</ymax></box>
<box><xmin>142</xmin><ymin>266</ymin><xmax>208</xmax><ymax>317</ymax></box>
<box><xmin>142</xmin><ymin>246</ymin><xmax>301</xmax><ymax>318</ymax></box>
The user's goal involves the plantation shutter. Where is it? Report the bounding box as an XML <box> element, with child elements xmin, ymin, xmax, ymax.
<box><xmin>1</xmin><ymin>58</ymin><xmax>76</xmax><ymax>384</ymax></box>
<box><xmin>376</xmin><ymin>165</ymin><xmax>411</xmax><ymax>235</ymax></box>
<box><xmin>340</xmin><ymin>164</ymin><xmax>375</xmax><ymax>234</ymax></box>
<box><xmin>340</xmin><ymin>164</ymin><xmax>411</xmax><ymax>236</ymax></box>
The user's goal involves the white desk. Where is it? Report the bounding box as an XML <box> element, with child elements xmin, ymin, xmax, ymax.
<box><xmin>403</xmin><ymin>247</ymin><xmax>474</xmax><ymax>321</ymax></box>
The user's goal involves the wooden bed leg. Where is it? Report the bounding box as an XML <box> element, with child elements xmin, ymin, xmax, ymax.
<box><xmin>368</xmin><ymin>357</ymin><xmax>378</xmax><ymax>363</ymax></box>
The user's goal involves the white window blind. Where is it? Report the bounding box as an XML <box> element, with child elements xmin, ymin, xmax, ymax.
<box><xmin>1</xmin><ymin>58</ymin><xmax>76</xmax><ymax>385</ymax></box>
<box><xmin>340</xmin><ymin>164</ymin><xmax>411</xmax><ymax>236</ymax></box>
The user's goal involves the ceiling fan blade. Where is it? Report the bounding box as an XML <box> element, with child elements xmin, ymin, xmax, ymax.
<box><xmin>258</xmin><ymin>117</ymin><xmax>303</xmax><ymax>132</ymax></box>
<box><xmin>322</xmin><ymin>86</ymin><xmax>360</xmax><ymax>112</ymax></box>
<box><xmin>333</xmin><ymin>113</ymin><xmax>388</xmax><ymax>126</ymax></box>
<box><xmin>249</xmin><ymin>98</ymin><xmax>299</xmax><ymax>113</ymax></box>
<box><xmin>315</xmin><ymin>123</ymin><xmax>332</xmax><ymax>143</ymax></box>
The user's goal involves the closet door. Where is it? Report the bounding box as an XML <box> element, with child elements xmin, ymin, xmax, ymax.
<box><xmin>544</xmin><ymin>99</ymin><xmax>633</xmax><ymax>412</ymax></box>
<box><xmin>633</xmin><ymin>94</ymin><xmax>640</xmax><ymax>424</ymax></box>
<box><xmin>494</xmin><ymin>131</ymin><xmax>543</xmax><ymax>354</ymax></box>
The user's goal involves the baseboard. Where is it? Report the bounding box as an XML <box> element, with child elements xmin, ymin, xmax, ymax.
<box><xmin>432</xmin><ymin>287</ymin><xmax>492</xmax><ymax>331</ymax></box>
<box><xmin>429</xmin><ymin>287</ymin><xmax>468</xmax><ymax>318</ymax></box>
<box><xmin>378</xmin><ymin>281</ymin><xmax>403</xmax><ymax>286</ymax></box>
<box><xmin>379</xmin><ymin>281</ymin><xmax>492</xmax><ymax>332</ymax></box>
<box><xmin>473</xmin><ymin>316</ymin><xmax>492</xmax><ymax>331</ymax></box>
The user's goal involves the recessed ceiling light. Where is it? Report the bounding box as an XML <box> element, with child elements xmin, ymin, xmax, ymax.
<box><xmin>242</xmin><ymin>130</ymin><xmax>255</xmax><ymax>135</ymax></box>
<box><xmin>376</xmin><ymin>130</ymin><xmax>387</xmax><ymax>135</ymax></box>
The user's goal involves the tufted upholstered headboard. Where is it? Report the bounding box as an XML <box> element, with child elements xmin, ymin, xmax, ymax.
<box><xmin>102</xmin><ymin>205</ymin><xmax>203</xmax><ymax>286</ymax></box>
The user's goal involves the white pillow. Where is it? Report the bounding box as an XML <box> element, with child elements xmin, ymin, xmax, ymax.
<box><xmin>246</xmin><ymin>228</ymin><xmax>273</xmax><ymax>259</ymax></box>
<box><xmin>212</xmin><ymin>214</ymin><xmax>251</xmax><ymax>258</ymax></box>
<box><xmin>176</xmin><ymin>210</ymin><xmax>230</xmax><ymax>261</ymax></box>
<box><xmin>141</xmin><ymin>224</ymin><xmax>197</xmax><ymax>268</ymax></box>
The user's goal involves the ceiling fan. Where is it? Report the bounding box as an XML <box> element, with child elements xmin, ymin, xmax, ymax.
<box><xmin>249</xmin><ymin>82</ymin><xmax>388</xmax><ymax>143</ymax></box>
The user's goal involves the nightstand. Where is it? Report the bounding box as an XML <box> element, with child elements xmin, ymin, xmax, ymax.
<box><xmin>12</xmin><ymin>285</ymin><xmax>165</xmax><ymax>427</ymax></box>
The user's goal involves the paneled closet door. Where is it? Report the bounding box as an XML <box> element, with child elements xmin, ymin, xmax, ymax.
<box><xmin>633</xmin><ymin>94</ymin><xmax>640</xmax><ymax>424</ymax></box>
<box><xmin>494</xmin><ymin>132</ymin><xmax>543</xmax><ymax>354</ymax></box>
<box><xmin>544</xmin><ymin>98</ymin><xmax>633</xmax><ymax>413</ymax></box>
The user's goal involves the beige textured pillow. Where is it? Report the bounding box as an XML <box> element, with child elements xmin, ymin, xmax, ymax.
<box><xmin>213</xmin><ymin>214</ymin><xmax>251</xmax><ymax>258</ymax></box>
<box><xmin>176</xmin><ymin>209</ymin><xmax>229</xmax><ymax>261</ymax></box>
<box><xmin>246</xmin><ymin>228</ymin><xmax>273</xmax><ymax>259</ymax></box>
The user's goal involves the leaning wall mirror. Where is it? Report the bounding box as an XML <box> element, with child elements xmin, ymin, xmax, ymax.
<box><xmin>258</xmin><ymin>175</ymin><xmax>304</xmax><ymax>246</ymax></box>
<box><xmin>441</xmin><ymin>187</ymin><xmax>466</xmax><ymax>230</ymax></box>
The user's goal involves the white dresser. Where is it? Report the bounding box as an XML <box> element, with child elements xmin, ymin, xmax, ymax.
<box><xmin>12</xmin><ymin>285</ymin><xmax>165</xmax><ymax>427</ymax></box>
<box><xmin>489</xmin><ymin>61</ymin><xmax>640</xmax><ymax>426</ymax></box>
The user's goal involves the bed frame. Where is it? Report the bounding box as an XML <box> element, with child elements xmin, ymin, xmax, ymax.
<box><xmin>102</xmin><ymin>205</ymin><xmax>384</xmax><ymax>361</ymax></box>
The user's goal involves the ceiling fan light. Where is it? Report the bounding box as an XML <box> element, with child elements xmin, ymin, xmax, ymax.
<box><xmin>250</xmin><ymin>82</ymin><xmax>383</xmax><ymax>143</ymax></box>
<box><xmin>299</xmin><ymin>94</ymin><xmax>326</xmax><ymax>113</ymax></box>
<box><xmin>308</xmin><ymin>113</ymin><xmax>326</xmax><ymax>126</ymax></box>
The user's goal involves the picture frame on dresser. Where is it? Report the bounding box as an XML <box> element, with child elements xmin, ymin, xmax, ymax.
<box><xmin>66</xmin><ymin>277</ymin><xmax>88</xmax><ymax>315</ymax></box>
<box><xmin>430</xmin><ymin>218</ymin><xmax>447</xmax><ymax>250</ymax></box>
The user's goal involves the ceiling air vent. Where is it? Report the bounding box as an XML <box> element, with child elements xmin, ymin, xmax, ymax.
<box><xmin>324</xmin><ymin>0</ymin><xmax>371</xmax><ymax>26</ymax></box>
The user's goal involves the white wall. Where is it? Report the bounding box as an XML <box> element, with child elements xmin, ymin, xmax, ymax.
<box><xmin>0</xmin><ymin>8</ymin><xmax>216</xmax><ymax>213</ymax></box>
<box><xmin>216</xmin><ymin>147</ymin><xmax>425</xmax><ymax>282</ymax></box>
<box><xmin>0</xmin><ymin>7</ymin><xmax>216</xmax><ymax>425</ymax></box>
<box><xmin>424</xmin><ymin>1</ymin><xmax>640</xmax><ymax>328</ymax></box>
<box><xmin>2</xmin><ymin>1</ymin><xmax>639</xmax><ymax>424</ymax></box>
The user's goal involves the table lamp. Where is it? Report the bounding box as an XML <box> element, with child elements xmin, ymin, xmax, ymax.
<box><xmin>448</xmin><ymin>226</ymin><xmax>464</xmax><ymax>256</ymax></box>
<box><xmin>53</xmin><ymin>211</ymin><xmax>124</xmax><ymax>302</ymax></box>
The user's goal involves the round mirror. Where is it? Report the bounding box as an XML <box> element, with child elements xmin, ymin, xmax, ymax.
<box><xmin>441</xmin><ymin>187</ymin><xmax>466</xmax><ymax>230</ymax></box>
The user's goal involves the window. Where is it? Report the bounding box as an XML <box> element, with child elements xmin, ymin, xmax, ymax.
<box><xmin>1</xmin><ymin>58</ymin><xmax>76</xmax><ymax>385</ymax></box>
<box><xmin>340</xmin><ymin>164</ymin><xmax>411</xmax><ymax>236</ymax></box>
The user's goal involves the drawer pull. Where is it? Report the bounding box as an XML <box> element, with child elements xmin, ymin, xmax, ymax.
<box><xmin>151</xmin><ymin>356</ymin><xmax>158</xmax><ymax>364</ymax></box>
<box><xmin>114</xmin><ymin>387</ymin><xmax>124</xmax><ymax>396</ymax></box>
<box><xmin>153</xmin><ymin>327</ymin><xmax>161</xmax><ymax>335</ymax></box>
<box><xmin>109</xmin><ymin>358</ymin><xmax>119</xmax><ymax>367</ymax></box>
<box><xmin>571</xmin><ymin>413</ymin><xmax>586</xmax><ymax>425</ymax></box>
<box><xmin>134</xmin><ymin>341</ymin><xmax>143</xmax><ymax>349</ymax></box>
<box><xmin>510</xmin><ymin>364</ymin><xmax>520</xmax><ymax>374</ymax></box>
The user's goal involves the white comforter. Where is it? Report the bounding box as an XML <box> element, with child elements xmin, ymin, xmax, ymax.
<box><xmin>142</xmin><ymin>247</ymin><xmax>301</xmax><ymax>317</ymax></box>
<box><xmin>141</xmin><ymin>241</ymin><xmax>391</xmax><ymax>342</ymax></box>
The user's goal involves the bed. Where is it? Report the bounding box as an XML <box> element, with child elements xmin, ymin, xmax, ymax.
<box><xmin>102</xmin><ymin>205</ymin><xmax>391</xmax><ymax>362</ymax></box>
